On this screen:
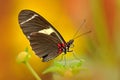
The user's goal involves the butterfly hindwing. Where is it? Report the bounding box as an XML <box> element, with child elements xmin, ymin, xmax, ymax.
<box><xmin>18</xmin><ymin>10</ymin><xmax>66</xmax><ymax>62</ymax></box>
<box><xmin>30</xmin><ymin>32</ymin><xmax>60</xmax><ymax>62</ymax></box>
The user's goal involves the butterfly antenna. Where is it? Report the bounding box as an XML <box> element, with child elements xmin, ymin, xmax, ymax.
<box><xmin>73</xmin><ymin>19</ymin><xmax>86</xmax><ymax>38</ymax></box>
<box><xmin>73</xmin><ymin>30</ymin><xmax>91</xmax><ymax>40</ymax></box>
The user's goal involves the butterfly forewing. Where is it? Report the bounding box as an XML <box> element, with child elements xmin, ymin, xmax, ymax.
<box><xmin>18</xmin><ymin>10</ymin><xmax>66</xmax><ymax>62</ymax></box>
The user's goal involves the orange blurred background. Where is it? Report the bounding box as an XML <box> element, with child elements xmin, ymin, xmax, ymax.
<box><xmin>0</xmin><ymin>0</ymin><xmax>120</xmax><ymax>80</ymax></box>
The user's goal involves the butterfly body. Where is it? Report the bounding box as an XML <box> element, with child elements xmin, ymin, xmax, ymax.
<box><xmin>18</xmin><ymin>10</ymin><xmax>74</xmax><ymax>62</ymax></box>
<box><xmin>57</xmin><ymin>39</ymin><xmax>74</xmax><ymax>54</ymax></box>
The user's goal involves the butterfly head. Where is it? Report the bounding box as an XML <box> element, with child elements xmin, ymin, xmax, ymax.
<box><xmin>65</xmin><ymin>39</ymin><xmax>74</xmax><ymax>53</ymax></box>
<box><xmin>66</xmin><ymin>39</ymin><xmax>74</xmax><ymax>47</ymax></box>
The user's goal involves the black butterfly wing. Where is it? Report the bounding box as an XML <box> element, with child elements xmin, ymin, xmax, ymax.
<box><xmin>29</xmin><ymin>32</ymin><xmax>61</xmax><ymax>62</ymax></box>
<box><xmin>18</xmin><ymin>10</ymin><xmax>66</xmax><ymax>62</ymax></box>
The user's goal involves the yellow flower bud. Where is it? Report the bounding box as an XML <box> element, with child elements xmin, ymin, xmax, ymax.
<box><xmin>16</xmin><ymin>51</ymin><xmax>31</xmax><ymax>63</ymax></box>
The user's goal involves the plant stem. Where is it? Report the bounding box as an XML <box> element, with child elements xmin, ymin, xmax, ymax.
<box><xmin>25</xmin><ymin>62</ymin><xmax>42</xmax><ymax>80</ymax></box>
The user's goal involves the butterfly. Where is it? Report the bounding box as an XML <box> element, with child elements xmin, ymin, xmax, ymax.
<box><xmin>18</xmin><ymin>10</ymin><xmax>90</xmax><ymax>62</ymax></box>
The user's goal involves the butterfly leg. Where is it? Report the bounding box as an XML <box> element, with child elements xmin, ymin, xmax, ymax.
<box><xmin>68</xmin><ymin>50</ymin><xmax>73</xmax><ymax>52</ymax></box>
<box><xmin>58</xmin><ymin>54</ymin><xmax>67</xmax><ymax>66</ymax></box>
<box><xmin>72</xmin><ymin>50</ymin><xmax>80</xmax><ymax>60</ymax></box>
<box><xmin>59</xmin><ymin>53</ymin><xmax>65</xmax><ymax>61</ymax></box>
